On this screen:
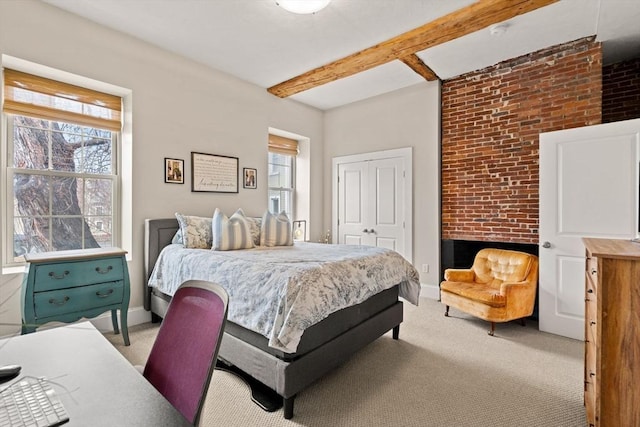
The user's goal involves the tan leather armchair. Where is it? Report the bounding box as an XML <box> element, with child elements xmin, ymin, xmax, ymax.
<box><xmin>440</xmin><ymin>248</ymin><xmax>538</xmax><ymax>336</ymax></box>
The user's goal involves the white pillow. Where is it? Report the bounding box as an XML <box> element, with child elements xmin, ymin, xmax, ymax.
<box><xmin>260</xmin><ymin>211</ymin><xmax>293</xmax><ymax>247</ymax></box>
<box><xmin>175</xmin><ymin>213</ymin><xmax>212</xmax><ymax>249</ymax></box>
<box><xmin>212</xmin><ymin>208</ymin><xmax>254</xmax><ymax>251</ymax></box>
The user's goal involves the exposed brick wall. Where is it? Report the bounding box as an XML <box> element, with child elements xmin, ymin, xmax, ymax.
<box><xmin>603</xmin><ymin>58</ymin><xmax>640</xmax><ymax>123</ymax></box>
<box><xmin>441</xmin><ymin>37</ymin><xmax>602</xmax><ymax>244</ymax></box>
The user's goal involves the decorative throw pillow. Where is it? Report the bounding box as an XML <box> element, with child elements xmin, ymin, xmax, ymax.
<box><xmin>212</xmin><ymin>208</ymin><xmax>254</xmax><ymax>251</ymax></box>
<box><xmin>246</xmin><ymin>216</ymin><xmax>262</xmax><ymax>247</ymax></box>
<box><xmin>260</xmin><ymin>210</ymin><xmax>293</xmax><ymax>247</ymax></box>
<box><xmin>175</xmin><ymin>213</ymin><xmax>212</xmax><ymax>249</ymax></box>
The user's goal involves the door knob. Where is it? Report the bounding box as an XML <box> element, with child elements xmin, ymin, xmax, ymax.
<box><xmin>362</xmin><ymin>229</ymin><xmax>369</xmax><ymax>233</ymax></box>
<box><xmin>370</xmin><ymin>229</ymin><xmax>375</xmax><ymax>234</ymax></box>
<box><xmin>542</xmin><ymin>241</ymin><xmax>551</xmax><ymax>249</ymax></box>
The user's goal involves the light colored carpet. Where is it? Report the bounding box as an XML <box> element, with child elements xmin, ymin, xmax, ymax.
<box><xmin>104</xmin><ymin>298</ymin><xmax>586</xmax><ymax>426</ymax></box>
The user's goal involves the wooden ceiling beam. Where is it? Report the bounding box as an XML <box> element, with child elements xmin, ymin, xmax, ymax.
<box><xmin>399</xmin><ymin>54</ymin><xmax>439</xmax><ymax>81</ymax></box>
<box><xmin>267</xmin><ymin>0</ymin><xmax>559</xmax><ymax>98</ymax></box>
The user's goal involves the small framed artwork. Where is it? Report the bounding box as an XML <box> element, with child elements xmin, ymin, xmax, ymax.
<box><xmin>165</xmin><ymin>158</ymin><xmax>184</xmax><ymax>184</ymax></box>
<box><xmin>243</xmin><ymin>168</ymin><xmax>257</xmax><ymax>189</ymax></box>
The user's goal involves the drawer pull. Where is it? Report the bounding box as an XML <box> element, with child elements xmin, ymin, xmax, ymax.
<box><xmin>590</xmin><ymin>321</ymin><xmax>596</xmax><ymax>326</ymax></box>
<box><xmin>591</xmin><ymin>269</ymin><xmax>597</xmax><ymax>275</ymax></box>
<box><xmin>590</xmin><ymin>372</ymin><xmax>596</xmax><ymax>378</ymax></box>
<box><xmin>587</xmin><ymin>289</ymin><xmax>593</xmax><ymax>293</ymax></box>
<box><xmin>48</xmin><ymin>296</ymin><xmax>70</xmax><ymax>306</ymax></box>
<box><xmin>95</xmin><ymin>265</ymin><xmax>113</xmax><ymax>274</ymax></box>
<box><xmin>48</xmin><ymin>270</ymin><xmax>69</xmax><ymax>280</ymax></box>
<box><xmin>96</xmin><ymin>289</ymin><xmax>115</xmax><ymax>298</ymax></box>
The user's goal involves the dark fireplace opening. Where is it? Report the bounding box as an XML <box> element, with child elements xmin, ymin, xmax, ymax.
<box><xmin>440</xmin><ymin>239</ymin><xmax>540</xmax><ymax>319</ymax></box>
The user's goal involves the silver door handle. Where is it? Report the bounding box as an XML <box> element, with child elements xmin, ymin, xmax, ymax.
<box><xmin>542</xmin><ymin>241</ymin><xmax>551</xmax><ymax>249</ymax></box>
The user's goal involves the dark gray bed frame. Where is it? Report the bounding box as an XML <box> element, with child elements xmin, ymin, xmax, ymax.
<box><xmin>144</xmin><ymin>218</ymin><xmax>404</xmax><ymax>419</ymax></box>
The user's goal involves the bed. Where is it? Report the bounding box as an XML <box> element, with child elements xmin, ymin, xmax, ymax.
<box><xmin>144</xmin><ymin>218</ymin><xmax>420</xmax><ymax>419</ymax></box>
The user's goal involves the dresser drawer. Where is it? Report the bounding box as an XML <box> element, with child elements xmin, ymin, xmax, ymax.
<box><xmin>585</xmin><ymin>288</ymin><xmax>597</xmax><ymax>320</ymax></box>
<box><xmin>33</xmin><ymin>281</ymin><xmax>124</xmax><ymax>318</ymax></box>
<box><xmin>586</xmin><ymin>255</ymin><xmax>598</xmax><ymax>289</ymax></box>
<box><xmin>585</xmin><ymin>336</ymin><xmax>597</xmax><ymax>426</ymax></box>
<box><xmin>585</xmin><ymin>378</ymin><xmax>596</xmax><ymax>427</ymax></box>
<box><xmin>586</xmin><ymin>270</ymin><xmax>597</xmax><ymax>298</ymax></box>
<box><xmin>33</xmin><ymin>257</ymin><xmax>125</xmax><ymax>291</ymax></box>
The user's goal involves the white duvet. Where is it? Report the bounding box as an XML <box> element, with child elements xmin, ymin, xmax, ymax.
<box><xmin>148</xmin><ymin>242</ymin><xmax>421</xmax><ymax>353</ymax></box>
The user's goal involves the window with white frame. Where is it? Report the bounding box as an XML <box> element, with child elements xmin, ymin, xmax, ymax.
<box><xmin>268</xmin><ymin>134</ymin><xmax>297</xmax><ymax>220</ymax></box>
<box><xmin>2</xmin><ymin>69</ymin><xmax>122</xmax><ymax>266</ymax></box>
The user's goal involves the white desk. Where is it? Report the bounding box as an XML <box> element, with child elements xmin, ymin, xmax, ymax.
<box><xmin>0</xmin><ymin>322</ymin><xmax>189</xmax><ymax>426</ymax></box>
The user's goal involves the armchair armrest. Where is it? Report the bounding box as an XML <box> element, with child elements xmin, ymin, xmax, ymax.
<box><xmin>444</xmin><ymin>269</ymin><xmax>475</xmax><ymax>282</ymax></box>
<box><xmin>500</xmin><ymin>281</ymin><xmax>537</xmax><ymax>302</ymax></box>
<box><xmin>500</xmin><ymin>280</ymin><xmax>537</xmax><ymax>317</ymax></box>
<box><xmin>499</xmin><ymin>281</ymin><xmax>530</xmax><ymax>294</ymax></box>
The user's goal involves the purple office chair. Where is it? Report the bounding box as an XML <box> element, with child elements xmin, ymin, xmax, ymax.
<box><xmin>143</xmin><ymin>280</ymin><xmax>228</xmax><ymax>426</ymax></box>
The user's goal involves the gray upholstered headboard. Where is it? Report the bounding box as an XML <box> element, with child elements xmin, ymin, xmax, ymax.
<box><xmin>143</xmin><ymin>218</ymin><xmax>179</xmax><ymax>310</ymax></box>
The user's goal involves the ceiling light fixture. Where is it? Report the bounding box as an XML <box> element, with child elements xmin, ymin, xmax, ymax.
<box><xmin>276</xmin><ymin>0</ymin><xmax>331</xmax><ymax>14</ymax></box>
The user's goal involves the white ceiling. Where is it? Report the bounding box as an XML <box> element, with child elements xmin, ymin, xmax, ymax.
<box><xmin>42</xmin><ymin>0</ymin><xmax>640</xmax><ymax>110</ymax></box>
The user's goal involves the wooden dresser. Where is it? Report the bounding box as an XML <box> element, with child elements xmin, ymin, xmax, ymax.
<box><xmin>21</xmin><ymin>247</ymin><xmax>130</xmax><ymax>345</ymax></box>
<box><xmin>582</xmin><ymin>238</ymin><xmax>640</xmax><ymax>426</ymax></box>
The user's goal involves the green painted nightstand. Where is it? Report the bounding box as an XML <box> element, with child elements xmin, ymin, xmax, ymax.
<box><xmin>21</xmin><ymin>247</ymin><xmax>130</xmax><ymax>345</ymax></box>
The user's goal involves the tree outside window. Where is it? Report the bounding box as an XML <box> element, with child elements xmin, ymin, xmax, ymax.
<box><xmin>8</xmin><ymin>115</ymin><xmax>116</xmax><ymax>262</ymax></box>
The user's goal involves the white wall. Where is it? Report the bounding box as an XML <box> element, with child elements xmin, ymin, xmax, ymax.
<box><xmin>0</xmin><ymin>0</ymin><xmax>324</xmax><ymax>336</ymax></box>
<box><xmin>324</xmin><ymin>82</ymin><xmax>441</xmax><ymax>296</ymax></box>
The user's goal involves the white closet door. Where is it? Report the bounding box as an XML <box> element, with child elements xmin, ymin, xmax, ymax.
<box><xmin>337</xmin><ymin>161</ymin><xmax>368</xmax><ymax>246</ymax></box>
<box><xmin>333</xmin><ymin>148</ymin><xmax>412</xmax><ymax>262</ymax></box>
<box><xmin>368</xmin><ymin>157</ymin><xmax>405</xmax><ymax>253</ymax></box>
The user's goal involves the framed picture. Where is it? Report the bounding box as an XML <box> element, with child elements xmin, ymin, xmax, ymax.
<box><xmin>243</xmin><ymin>168</ymin><xmax>257</xmax><ymax>189</ymax></box>
<box><xmin>191</xmin><ymin>152</ymin><xmax>239</xmax><ymax>193</ymax></box>
<box><xmin>164</xmin><ymin>158</ymin><xmax>184</xmax><ymax>184</ymax></box>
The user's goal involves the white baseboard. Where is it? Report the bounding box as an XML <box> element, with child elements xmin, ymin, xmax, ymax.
<box><xmin>421</xmin><ymin>283</ymin><xmax>440</xmax><ymax>300</ymax></box>
<box><xmin>89</xmin><ymin>306</ymin><xmax>151</xmax><ymax>333</ymax></box>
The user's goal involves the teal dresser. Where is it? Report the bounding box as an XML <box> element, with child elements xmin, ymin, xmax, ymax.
<box><xmin>21</xmin><ymin>247</ymin><xmax>130</xmax><ymax>345</ymax></box>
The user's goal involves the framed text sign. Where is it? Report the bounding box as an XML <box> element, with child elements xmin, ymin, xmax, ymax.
<box><xmin>191</xmin><ymin>152</ymin><xmax>239</xmax><ymax>193</ymax></box>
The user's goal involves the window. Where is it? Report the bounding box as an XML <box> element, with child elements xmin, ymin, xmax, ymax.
<box><xmin>268</xmin><ymin>134</ymin><xmax>298</xmax><ymax>220</ymax></box>
<box><xmin>3</xmin><ymin>69</ymin><xmax>122</xmax><ymax>265</ymax></box>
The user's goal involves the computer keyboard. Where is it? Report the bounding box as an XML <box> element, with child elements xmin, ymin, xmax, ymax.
<box><xmin>0</xmin><ymin>377</ymin><xmax>69</xmax><ymax>427</ymax></box>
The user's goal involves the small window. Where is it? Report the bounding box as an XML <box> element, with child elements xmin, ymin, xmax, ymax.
<box><xmin>268</xmin><ymin>134</ymin><xmax>298</xmax><ymax>220</ymax></box>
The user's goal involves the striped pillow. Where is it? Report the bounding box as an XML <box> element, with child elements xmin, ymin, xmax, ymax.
<box><xmin>260</xmin><ymin>211</ymin><xmax>293</xmax><ymax>247</ymax></box>
<box><xmin>212</xmin><ymin>208</ymin><xmax>254</xmax><ymax>251</ymax></box>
